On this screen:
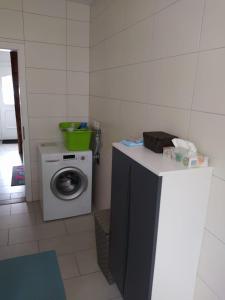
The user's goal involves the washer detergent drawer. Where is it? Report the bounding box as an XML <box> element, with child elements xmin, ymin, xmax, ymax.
<box><xmin>51</xmin><ymin>167</ymin><xmax>88</xmax><ymax>201</ymax></box>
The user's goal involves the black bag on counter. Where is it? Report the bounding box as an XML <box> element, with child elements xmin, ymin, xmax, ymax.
<box><xmin>143</xmin><ymin>131</ymin><xmax>177</xmax><ymax>153</ymax></box>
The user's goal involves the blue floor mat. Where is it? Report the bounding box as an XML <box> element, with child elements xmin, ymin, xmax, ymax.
<box><xmin>0</xmin><ymin>251</ymin><xmax>66</xmax><ymax>300</ymax></box>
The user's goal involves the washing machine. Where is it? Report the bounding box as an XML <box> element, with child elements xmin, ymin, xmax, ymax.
<box><xmin>38</xmin><ymin>143</ymin><xmax>92</xmax><ymax>221</ymax></box>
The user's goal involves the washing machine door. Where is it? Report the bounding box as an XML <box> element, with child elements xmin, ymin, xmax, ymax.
<box><xmin>51</xmin><ymin>167</ymin><xmax>88</xmax><ymax>201</ymax></box>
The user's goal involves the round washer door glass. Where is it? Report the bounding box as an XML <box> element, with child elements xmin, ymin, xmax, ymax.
<box><xmin>51</xmin><ymin>167</ymin><xmax>88</xmax><ymax>201</ymax></box>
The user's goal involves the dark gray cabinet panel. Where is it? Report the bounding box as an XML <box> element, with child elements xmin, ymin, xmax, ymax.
<box><xmin>110</xmin><ymin>148</ymin><xmax>162</xmax><ymax>300</ymax></box>
<box><xmin>110</xmin><ymin>148</ymin><xmax>132</xmax><ymax>294</ymax></box>
<box><xmin>124</xmin><ymin>161</ymin><xmax>162</xmax><ymax>300</ymax></box>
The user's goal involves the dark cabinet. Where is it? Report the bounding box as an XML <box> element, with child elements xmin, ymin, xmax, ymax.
<box><xmin>110</xmin><ymin>148</ymin><xmax>131</xmax><ymax>294</ymax></box>
<box><xmin>110</xmin><ymin>148</ymin><xmax>162</xmax><ymax>300</ymax></box>
<box><xmin>124</xmin><ymin>161</ymin><xmax>162</xmax><ymax>300</ymax></box>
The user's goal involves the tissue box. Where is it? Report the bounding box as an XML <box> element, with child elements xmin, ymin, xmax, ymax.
<box><xmin>143</xmin><ymin>132</ymin><xmax>177</xmax><ymax>153</ymax></box>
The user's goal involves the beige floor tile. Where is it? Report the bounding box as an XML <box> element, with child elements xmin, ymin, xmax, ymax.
<box><xmin>10</xmin><ymin>201</ymin><xmax>41</xmax><ymax>215</ymax></box>
<box><xmin>0</xmin><ymin>205</ymin><xmax>11</xmax><ymax>216</ymax></box>
<box><xmin>11</xmin><ymin>192</ymin><xmax>25</xmax><ymax>199</ymax></box>
<box><xmin>58</xmin><ymin>254</ymin><xmax>80</xmax><ymax>279</ymax></box>
<box><xmin>0</xmin><ymin>198</ymin><xmax>25</xmax><ymax>205</ymax></box>
<box><xmin>0</xmin><ymin>241</ymin><xmax>39</xmax><ymax>260</ymax></box>
<box><xmin>65</xmin><ymin>214</ymin><xmax>95</xmax><ymax>234</ymax></box>
<box><xmin>0</xmin><ymin>212</ymin><xmax>36</xmax><ymax>230</ymax></box>
<box><xmin>34</xmin><ymin>209</ymin><xmax>43</xmax><ymax>224</ymax></box>
<box><xmin>76</xmin><ymin>249</ymin><xmax>100</xmax><ymax>275</ymax></box>
<box><xmin>0</xmin><ymin>193</ymin><xmax>10</xmax><ymax>200</ymax></box>
<box><xmin>64</xmin><ymin>272</ymin><xmax>120</xmax><ymax>300</ymax></box>
<box><xmin>39</xmin><ymin>231</ymin><xmax>95</xmax><ymax>255</ymax></box>
<box><xmin>9</xmin><ymin>221</ymin><xmax>66</xmax><ymax>244</ymax></box>
<box><xmin>0</xmin><ymin>229</ymin><xmax>8</xmax><ymax>246</ymax></box>
<box><xmin>0</xmin><ymin>185</ymin><xmax>25</xmax><ymax>194</ymax></box>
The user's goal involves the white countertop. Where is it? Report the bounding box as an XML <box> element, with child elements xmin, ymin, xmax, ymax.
<box><xmin>113</xmin><ymin>143</ymin><xmax>212</xmax><ymax>176</ymax></box>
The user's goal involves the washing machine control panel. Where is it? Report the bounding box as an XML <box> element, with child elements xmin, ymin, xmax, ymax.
<box><xmin>63</xmin><ymin>154</ymin><xmax>75</xmax><ymax>160</ymax></box>
<box><xmin>63</xmin><ymin>154</ymin><xmax>86</xmax><ymax>161</ymax></box>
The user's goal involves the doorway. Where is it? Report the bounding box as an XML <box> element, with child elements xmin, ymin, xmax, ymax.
<box><xmin>0</xmin><ymin>49</ymin><xmax>24</xmax><ymax>205</ymax></box>
<box><xmin>0</xmin><ymin>42</ymin><xmax>32</xmax><ymax>204</ymax></box>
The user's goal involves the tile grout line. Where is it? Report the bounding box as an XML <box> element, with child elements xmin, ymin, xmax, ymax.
<box><xmin>91</xmin><ymin>0</ymin><xmax>182</xmax><ymax>48</ymax></box>
<box><xmin>73</xmin><ymin>253</ymin><xmax>82</xmax><ymax>276</ymax></box>
<box><xmin>204</xmin><ymin>227</ymin><xmax>225</xmax><ymax>248</ymax></box>
<box><xmin>66</xmin><ymin>0</ymin><xmax>69</xmax><ymax>119</ymax></box>
<box><xmin>26</xmin><ymin>66</ymin><xmax>89</xmax><ymax>73</ymax></box>
<box><xmin>90</xmin><ymin>95</ymin><xmax>225</xmax><ymax>119</ymax></box>
<box><xmin>197</xmin><ymin>274</ymin><xmax>220</xmax><ymax>300</ymax></box>
<box><xmin>187</xmin><ymin>0</ymin><xmax>207</xmax><ymax>140</ymax></box>
<box><xmin>0</xmin><ymin>6</ymin><xmax>90</xmax><ymax>23</ymax></box>
<box><xmin>90</xmin><ymin>45</ymin><xmax>225</xmax><ymax>74</ymax></box>
<box><xmin>0</xmin><ymin>37</ymin><xmax>90</xmax><ymax>49</ymax></box>
<box><xmin>28</xmin><ymin>92</ymin><xmax>89</xmax><ymax>96</ymax></box>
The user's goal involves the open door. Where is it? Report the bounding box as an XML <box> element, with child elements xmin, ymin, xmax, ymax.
<box><xmin>10</xmin><ymin>51</ymin><xmax>23</xmax><ymax>158</ymax></box>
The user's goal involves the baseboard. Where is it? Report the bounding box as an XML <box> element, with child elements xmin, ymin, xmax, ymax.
<box><xmin>2</xmin><ymin>139</ymin><xmax>18</xmax><ymax>144</ymax></box>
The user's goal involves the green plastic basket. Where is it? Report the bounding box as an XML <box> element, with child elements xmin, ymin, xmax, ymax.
<box><xmin>59</xmin><ymin>122</ymin><xmax>93</xmax><ymax>151</ymax></box>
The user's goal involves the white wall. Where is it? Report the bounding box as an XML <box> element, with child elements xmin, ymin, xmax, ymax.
<box><xmin>0</xmin><ymin>0</ymin><xmax>90</xmax><ymax>200</ymax></box>
<box><xmin>90</xmin><ymin>0</ymin><xmax>225</xmax><ymax>299</ymax></box>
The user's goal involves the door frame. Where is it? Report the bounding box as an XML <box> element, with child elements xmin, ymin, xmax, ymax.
<box><xmin>0</xmin><ymin>41</ymin><xmax>32</xmax><ymax>202</ymax></box>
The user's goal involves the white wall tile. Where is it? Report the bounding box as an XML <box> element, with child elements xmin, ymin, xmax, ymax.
<box><xmin>26</xmin><ymin>69</ymin><xmax>66</xmax><ymax>94</ymax></box>
<box><xmin>92</xmin><ymin>42</ymin><xmax>107</xmax><ymax>71</ymax></box>
<box><xmin>29</xmin><ymin>117</ymin><xmax>63</xmax><ymax>140</ymax></box>
<box><xmin>194</xmin><ymin>278</ymin><xmax>218</xmax><ymax>300</ymax></box>
<box><xmin>189</xmin><ymin>111</ymin><xmax>225</xmax><ymax>180</ymax></box>
<box><xmin>119</xmin><ymin>101</ymin><xmax>149</xmax><ymax>139</ymax></box>
<box><xmin>0</xmin><ymin>0</ymin><xmax>22</xmax><ymax>10</ymax></box>
<box><xmin>25</xmin><ymin>42</ymin><xmax>66</xmax><ymax>70</ymax></box>
<box><xmin>90</xmin><ymin>97</ymin><xmax>122</xmax><ymax>149</ymax></box>
<box><xmin>147</xmin><ymin>105</ymin><xmax>190</xmax><ymax>138</ymax></box>
<box><xmin>149</xmin><ymin>54</ymin><xmax>198</xmax><ymax>109</ymax></box>
<box><xmin>91</xmin><ymin>70</ymin><xmax>108</xmax><ymax>98</ymax></box>
<box><xmin>106</xmin><ymin>64</ymin><xmax>150</xmax><ymax>102</ymax></box>
<box><xmin>67</xmin><ymin>71</ymin><xmax>89</xmax><ymax>95</ymax></box>
<box><xmin>198</xmin><ymin>231</ymin><xmax>225</xmax><ymax>299</ymax></box>
<box><xmin>90</xmin><ymin>0</ymin><xmax>109</xmax><ymax>20</ymax></box>
<box><xmin>193</xmin><ymin>49</ymin><xmax>225</xmax><ymax>115</ymax></box>
<box><xmin>103</xmin><ymin>0</ymin><xmax>126</xmax><ymax>38</ymax></box>
<box><xmin>0</xmin><ymin>9</ymin><xmax>23</xmax><ymax>40</ymax></box>
<box><xmin>67</xmin><ymin>95</ymin><xmax>89</xmax><ymax>117</ymax></box>
<box><xmin>67</xmin><ymin>20</ymin><xmax>89</xmax><ymax>47</ymax></box>
<box><xmin>153</xmin><ymin>0</ymin><xmax>178</xmax><ymax>13</ymax></box>
<box><xmin>67</xmin><ymin>46</ymin><xmax>89</xmax><ymax>72</ymax></box>
<box><xmin>67</xmin><ymin>1</ymin><xmax>90</xmax><ymax>21</ymax></box>
<box><xmin>23</xmin><ymin>0</ymin><xmax>66</xmax><ymax>18</ymax></box>
<box><xmin>206</xmin><ymin>177</ymin><xmax>225</xmax><ymax>243</ymax></box>
<box><xmin>152</xmin><ymin>0</ymin><xmax>204</xmax><ymax>58</ymax></box>
<box><xmin>124</xmin><ymin>17</ymin><xmax>154</xmax><ymax>65</ymax></box>
<box><xmin>105</xmin><ymin>31</ymin><xmax>127</xmax><ymax>68</ymax></box>
<box><xmin>201</xmin><ymin>0</ymin><xmax>225</xmax><ymax>50</ymax></box>
<box><xmin>28</xmin><ymin>94</ymin><xmax>66</xmax><ymax>117</ymax></box>
<box><xmin>24</xmin><ymin>13</ymin><xmax>66</xmax><ymax>44</ymax></box>
<box><xmin>91</xmin><ymin>13</ymin><xmax>107</xmax><ymax>45</ymax></box>
<box><xmin>124</xmin><ymin>0</ymin><xmax>154</xmax><ymax>27</ymax></box>
<box><xmin>66</xmin><ymin>116</ymin><xmax>89</xmax><ymax>123</ymax></box>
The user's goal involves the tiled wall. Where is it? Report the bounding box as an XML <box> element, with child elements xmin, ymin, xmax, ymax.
<box><xmin>0</xmin><ymin>0</ymin><xmax>90</xmax><ymax>200</ymax></box>
<box><xmin>90</xmin><ymin>0</ymin><xmax>225</xmax><ymax>299</ymax></box>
